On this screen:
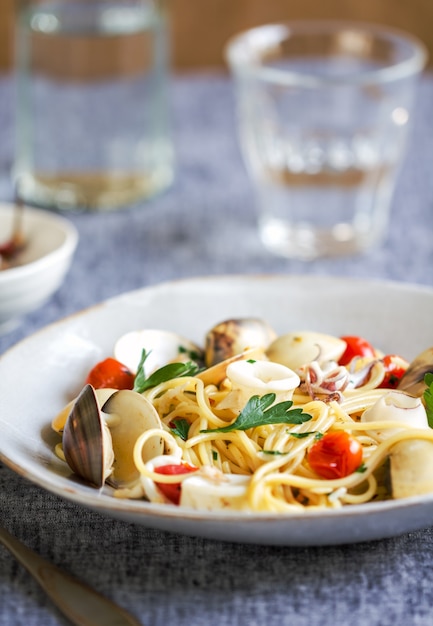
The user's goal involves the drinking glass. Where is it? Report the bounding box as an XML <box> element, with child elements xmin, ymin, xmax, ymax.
<box><xmin>14</xmin><ymin>0</ymin><xmax>173</xmax><ymax>211</ymax></box>
<box><xmin>226</xmin><ymin>21</ymin><xmax>427</xmax><ymax>259</ymax></box>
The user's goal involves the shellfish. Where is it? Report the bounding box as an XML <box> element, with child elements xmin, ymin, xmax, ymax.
<box><xmin>62</xmin><ymin>384</ymin><xmax>164</xmax><ymax>488</ymax></box>
<box><xmin>204</xmin><ymin>318</ymin><xmax>276</xmax><ymax>367</ymax></box>
<box><xmin>114</xmin><ymin>329</ymin><xmax>203</xmax><ymax>375</ymax></box>
<box><xmin>397</xmin><ymin>346</ymin><xmax>433</xmax><ymax>397</ymax></box>
<box><xmin>266</xmin><ymin>331</ymin><xmax>347</xmax><ymax>371</ymax></box>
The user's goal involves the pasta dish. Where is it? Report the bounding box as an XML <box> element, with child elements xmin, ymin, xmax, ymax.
<box><xmin>51</xmin><ymin>318</ymin><xmax>433</xmax><ymax>513</ymax></box>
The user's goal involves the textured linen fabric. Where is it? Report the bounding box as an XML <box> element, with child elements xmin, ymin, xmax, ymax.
<box><xmin>1</xmin><ymin>71</ymin><xmax>433</xmax><ymax>626</ymax></box>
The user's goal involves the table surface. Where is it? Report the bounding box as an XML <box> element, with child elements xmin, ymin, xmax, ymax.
<box><xmin>1</xmin><ymin>69</ymin><xmax>433</xmax><ymax>626</ymax></box>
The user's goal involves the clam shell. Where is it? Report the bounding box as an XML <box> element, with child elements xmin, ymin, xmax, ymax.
<box><xmin>266</xmin><ymin>331</ymin><xmax>347</xmax><ymax>370</ymax></box>
<box><xmin>205</xmin><ymin>318</ymin><xmax>276</xmax><ymax>367</ymax></box>
<box><xmin>62</xmin><ymin>386</ymin><xmax>164</xmax><ymax>490</ymax></box>
<box><xmin>62</xmin><ymin>384</ymin><xmax>112</xmax><ymax>488</ymax></box>
<box><xmin>114</xmin><ymin>329</ymin><xmax>203</xmax><ymax>375</ymax></box>
<box><xmin>101</xmin><ymin>389</ymin><xmax>164</xmax><ymax>488</ymax></box>
<box><xmin>52</xmin><ymin>388</ymin><xmax>116</xmax><ymax>434</ymax></box>
<box><xmin>397</xmin><ymin>347</ymin><xmax>433</xmax><ymax>396</ymax></box>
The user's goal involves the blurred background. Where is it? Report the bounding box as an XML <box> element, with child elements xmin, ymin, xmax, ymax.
<box><xmin>1</xmin><ymin>0</ymin><xmax>433</xmax><ymax>73</ymax></box>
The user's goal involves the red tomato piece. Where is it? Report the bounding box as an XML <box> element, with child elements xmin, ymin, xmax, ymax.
<box><xmin>154</xmin><ymin>463</ymin><xmax>198</xmax><ymax>505</ymax></box>
<box><xmin>338</xmin><ymin>336</ymin><xmax>375</xmax><ymax>366</ymax></box>
<box><xmin>379</xmin><ymin>354</ymin><xmax>408</xmax><ymax>389</ymax></box>
<box><xmin>85</xmin><ymin>357</ymin><xmax>135</xmax><ymax>390</ymax></box>
<box><xmin>308</xmin><ymin>431</ymin><xmax>363</xmax><ymax>479</ymax></box>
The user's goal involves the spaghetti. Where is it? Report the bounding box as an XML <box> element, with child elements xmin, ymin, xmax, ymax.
<box><xmin>53</xmin><ymin>325</ymin><xmax>433</xmax><ymax>513</ymax></box>
<box><xmin>127</xmin><ymin>370</ymin><xmax>433</xmax><ymax>512</ymax></box>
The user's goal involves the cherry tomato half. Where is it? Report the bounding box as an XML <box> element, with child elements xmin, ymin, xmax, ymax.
<box><xmin>338</xmin><ymin>336</ymin><xmax>375</xmax><ymax>366</ymax></box>
<box><xmin>308</xmin><ymin>431</ymin><xmax>363</xmax><ymax>479</ymax></box>
<box><xmin>85</xmin><ymin>357</ymin><xmax>135</xmax><ymax>390</ymax></box>
<box><xmin>154</xmin><ymin>463</ymin><xmax>198</xmax><ymax>505</ymax></box>
<box><xmin>378</xmin><ymin>354</ymin><xmax>408</xmax><ymax>389</ymax></box>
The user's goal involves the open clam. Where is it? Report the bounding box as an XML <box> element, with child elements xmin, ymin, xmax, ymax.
<box><xmin>62</xmin><ymin>385</ymin><xmax>113</xmax><ymax>488</ymax></box>
<box><xmin>51</xmin><ymin>387</ymin><xmax>116</xmax><ymax>434</ymax></box>
<box><xmin>266</xmin><ymin>331</ymin><xmax>347</xmax><ymax>371</ymax></box>
<box><xmin>204</xmin><ymin>318</ymin><xmax>276</xmax><ymax>367</ymax></box>
<box><xmin>62</xmin><ymin>384</ymin><xmax>164</xmax><ymax>488</ymax></box>
<box><xmin>390</xmin><ymin>439</ymin><xmax>433</xmax><ymax>498</ymax></box>
<box><xmin>114</xmin><ymin>329</ymin><xmax>203</xmax><ymax>375</ymax></box>
<box><xmin>397</xmin><ymin>346</ymin><xmax>433</xmax><ymax>397</ymax></box>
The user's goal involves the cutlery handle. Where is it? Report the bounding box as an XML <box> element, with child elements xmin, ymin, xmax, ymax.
<box><xmin>0</xmin><ymin>526</ymin><xmax>141</xmax><ymax>626</ymax></box>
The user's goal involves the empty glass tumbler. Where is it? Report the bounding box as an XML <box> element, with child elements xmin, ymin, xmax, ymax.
<box><xmin>226</xmin><ymin>21</ymin><xmax>427</xmax><ymax>259</ymax></box>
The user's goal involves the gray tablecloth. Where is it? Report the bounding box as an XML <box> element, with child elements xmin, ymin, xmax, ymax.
<box><xmin>1</xmin><ymin>70</ymin><xmax>433</xmax><ymax>626</ymax></box>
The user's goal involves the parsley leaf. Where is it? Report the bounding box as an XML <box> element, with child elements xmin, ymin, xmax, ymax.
<box><xmin>133</xmin><ymin>349</ymin><xmax>200</xmax><ymax>394</ymax></box>
<box><xmin>132</xmin><ymin>349</ymin><xmax>150</xmax><ymax>392</ymax></box>
<box><xmin>424</xmin><ymin>373</ymin><xmax>433</xmax><ymax>428</ymax></box>
<box><xmin>201</xmin><ymin>393</ymin><xmax>312</xmax><ymax>433</ymax></box>
<box><xmin>169</xmin><ymin>418</ymin><xmax>190</xmax><ymax>441</ymax></box>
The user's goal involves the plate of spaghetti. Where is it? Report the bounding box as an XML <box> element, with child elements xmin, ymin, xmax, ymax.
<box><xmin>1</xmin><ymin>274</ymin><xmax>433</xmax><ymax>546</ymax></box>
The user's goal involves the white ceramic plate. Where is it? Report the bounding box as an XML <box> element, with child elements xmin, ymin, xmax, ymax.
<box><xmin>1</xmin><ymin>274</ymin><xmax>433</xmax><ymax>546</ymax></box>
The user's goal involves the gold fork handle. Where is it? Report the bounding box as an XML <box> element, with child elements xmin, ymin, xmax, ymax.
<box><xmin>0</xmin><ymin>526</ymin><xmax>142</xmax><ymax>626</ymax></box>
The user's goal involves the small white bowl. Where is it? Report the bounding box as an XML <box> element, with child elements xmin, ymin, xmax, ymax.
<box><xmin>0</xmin><ymin>203</ymin><xmax>78</xmax><ymax>333</ymax></box>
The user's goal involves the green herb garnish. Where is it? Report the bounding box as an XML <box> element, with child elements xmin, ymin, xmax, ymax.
<box><xmin>133</xmin><ymin>349</ymin><xmax>200</xmax><ymax>394</ymax></box>
<box><xmin>201</xmin><ymin>393</ymin><xmax>311</xmax><ymax>434</ymax></box>
<box><xmin>356</xmin><ymin>462</ymin><xmax>368</xmax><ymax>474</ymax></box>
<box><xmin>424</xmin><ymin>373</ymin><xmax>433</xmax><ymax>428</ymax></box>
<box><xmin>169</xmin><ymin>418</ymin><xmax>190</xmax><ymax>441</ymax></box>
<box><xmin>289</xmin><ymin>432</ymin><xmax>317</xmax><ymax>439</ymax></box>
<box><xmin>262</xmin><ymin>450</ymin><xmax>288</xmax><ymax>455</ymax></box>
<box><xmin>178</xmin><ymin>345</ymin><xmax>202</xmax><ymax>362</ymax></box>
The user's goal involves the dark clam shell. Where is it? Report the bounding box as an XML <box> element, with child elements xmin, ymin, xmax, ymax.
<box><xmin>398</xmin><ymin>347</ymin><xmax>433</xmax><ymax>397</ymax></box>
<box><xmin>62</xmin><ymin>384</ymin><xmax>108</xmax><ymax>488</ymax></box>
<box><xmin>62</xmin><ymin>385</ymin><xmax>164</xmax><ymax>489</ymax></box>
